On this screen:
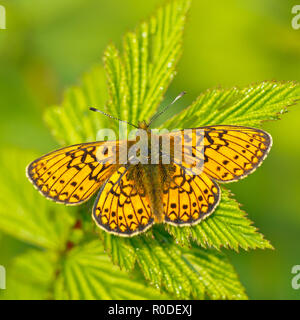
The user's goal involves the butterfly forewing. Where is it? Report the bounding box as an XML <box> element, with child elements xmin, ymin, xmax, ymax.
<box><xmin>164</xmin><ymin>125</ymin><xmax>272</xmax><ymax>182</ymax></box>
<box><xmin>26</xmin><ymin>140</ymin><xmax>128</xmax><ymax>205</ymax></box>
<box><xmin>201</xmin><ymin>125</ymin><xmax>272</xmax><ymax>182</ymax></box>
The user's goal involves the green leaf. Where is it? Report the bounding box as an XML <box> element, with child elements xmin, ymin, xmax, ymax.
<box><xmin>166</xmin><ymin>187</ymin><xmax>273</xmax><ymax>251</ymax></box>
<box><xmin>56</xmin><ymin>239</ymin><xmax>170</xmax><ymax>300</ymax></box>
<box><xmin>0</xmin><ymin>149</ymin><xmax>75</xmax><ymax>250</ymax></box>
<box><xmin>182</xmin><ymin>247</ymin><xmax>247</xmax><ymax>299</ymax></box>
<box><xmin>1</xmin><ymin>242</ymin><xmax>170</xmax><ymax>300</ymax></box>
<box><xmin>44</xmin><ymin>66</ymin><xmax>109</xmax><ymax>146</ymax></box>
<box><xmin>104</xmin><ymin>0</ymin><xmax>191</xmax><ymax>126</ymax></box>
<box><xmin>102</xmin><ymin>230</ymin><xmax>247</xmax><ymax>300</ymax></box>
<box><xmin>100</xmin><ymin>231</ymin><xmax>136</xmax><ymax>270</ymax></box>
<box><xmin>162</xmin><ymin>81</ymin><xmax>300</xmax><ymax>129</ymax></box>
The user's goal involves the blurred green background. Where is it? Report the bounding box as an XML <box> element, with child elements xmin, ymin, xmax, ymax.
<box><xmin>0</xmin><ymin>0</ymin><xmax>300</xmax><ymax>299</ymax></box>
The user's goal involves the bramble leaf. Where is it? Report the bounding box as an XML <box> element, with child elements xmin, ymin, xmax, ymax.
<box><xmin>104</xmin><ymin>0</ymin><xmax>191</xmax><ymax>128</ymax></box>
<box><xmin>1</xmin><ymin>243</ymin><xmax>170</xmax><ymax>300</ymax></box>
<box><xmin>162</xmin><ymin>81</ymin><xmax>300</xmax><ymax>129</ymax></box>
<box><xmin>102</xmin><ymin>230</ymin><xmax>247</xmax><ymax>299</ymax></box>
<box><xmin>166</xmin><ymin>187</ymin><xmax>273</xmax><ymax>251</ymax></box>
<box><xmin>55</xmin><ymin>240</ymin><xmax>171</xmax><ymax>300</ymax></box>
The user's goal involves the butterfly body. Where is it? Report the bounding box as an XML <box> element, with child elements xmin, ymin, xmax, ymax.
<box><xmin>27</xmin><ymin>124</ymin><xmax>272</xmax><ymax>237</ymax></box>
<box><xmin>144</xmin><ymin>166</ymin><xmax>162</xmax><ymax>222</ymax></box>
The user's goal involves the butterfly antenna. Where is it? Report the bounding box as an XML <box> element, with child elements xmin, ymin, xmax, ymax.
<box><xmin>89</xmin><ymin>108</ymin><xmax>139</xmax><ymax>129</ymax></box>
<box><xmin>148</xmin><ymin>91</ymin><xmax>186</xmax><ymax>127</ymax></box>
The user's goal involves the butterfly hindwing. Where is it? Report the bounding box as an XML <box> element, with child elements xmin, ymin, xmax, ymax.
<box><xmin>26</xmin><ymin>141</ymin><xmax>128</xmax><ymax>205</ymax></box>
<box><xmin>162</xmin><ymin>164</ymin><xmax>220</xmax><ymax>225</ymax></box>
<box><xmin>93</xmin><ymin>166</ymin><xmax>154</xmax><ymax>236</ymax></box>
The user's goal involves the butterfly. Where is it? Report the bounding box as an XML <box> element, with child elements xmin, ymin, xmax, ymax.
<box><xmin>26</xmin><ymin>104</ymin><xmax>272</xmax><ymax>237</ymax></box>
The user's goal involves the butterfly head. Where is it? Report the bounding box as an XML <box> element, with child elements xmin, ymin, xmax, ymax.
<box><xmin>138</xmin><ymin>120</ymin><xmax>149</xmax><ymax>131</ymax></box>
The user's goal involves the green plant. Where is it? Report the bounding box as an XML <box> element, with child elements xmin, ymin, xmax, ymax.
<box><xmin>0</xmin><ymin>0</ymin><xmax>299</xmax><ymax>300</ymax></box>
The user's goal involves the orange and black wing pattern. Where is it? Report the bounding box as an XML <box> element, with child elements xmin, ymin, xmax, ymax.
<box><xmin>26</xmin><ymin>123</ymin><xmax>273</xmax><ymax>235</ymax></box>
<box><xmin>160</xmin><ymin>128</ymin><xmax>205</xmax><ymax>176</ymax></box>
<box><xmin>26</xmin><ymin>141</ymin><xmax>127</xmax><ymax>205</ymax></box>
<box><xmin>201</xmin><ymin>125</ymin><xmax>272</xmax><ymax>182</ymax></box>
<box><xmin>162</xmin><ymin>164</ymin><xmax>220</xmax><ymax>225</ymax></box>
<box><xmin>93</xmin><ymin>166</ymin><xmax>154</xmax><ymax>236</ymax></box>
<box><xmin>166</xmin><ymin>125</ymin><xmax>272</xmax><ymax>182</ymax></box>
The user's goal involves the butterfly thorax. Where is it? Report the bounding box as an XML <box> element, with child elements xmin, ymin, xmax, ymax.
<box><xmin>135</xmin><ymin>120</ymin><xmax>176</xmax><ymax>165</ymax></box>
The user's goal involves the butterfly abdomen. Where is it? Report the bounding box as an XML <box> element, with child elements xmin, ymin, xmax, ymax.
<box><xmin>140</xmin><ymin>164</ymin><xmax>164</xmax><ymax>223</ymax></box>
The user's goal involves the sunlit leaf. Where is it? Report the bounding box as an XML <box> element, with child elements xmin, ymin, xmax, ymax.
<box><xmin>57</xmin><ymin>240</ymin><xmax>170</xmax><ymax>300</ymax></box>
<box><xmin>104</xmin><ymin>0</ymin><xmax>191</xmax><ymax>127</ymax></box>
<box><xmin>102</xmin><ymin>230</ymin><xmax>247</xmax><ymax>299</ymax></box>
<box><xmin>162</xmin><ymin>81</ymin><xmax>300</xmax><ymax>129</ymax></box>
<box><xmin>166</xmin><ymin>187</ymin><xmax>273</xmax><ymax>251</ymax></box>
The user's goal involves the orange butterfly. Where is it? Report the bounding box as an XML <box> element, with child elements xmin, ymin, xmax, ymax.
<box><xmin>26</xmin><ymin>105</ymin><xmax>272</xmax><ymax>237</ymax></box>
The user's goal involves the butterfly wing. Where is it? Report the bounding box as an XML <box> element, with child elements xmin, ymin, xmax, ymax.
<box><xmin>163</xmin><ymin>163</ymin><xmax>220</xmax><ymax>225</ymax></box>
<box><xmin>162</xmin><ymin>125</ymin><xmax>272</xmax><ymax>182</ymax></box>
<box><xmin>167</xmin><ymin>128</ymin><xmax>205</xmax><ymax>175</ymax></box>
<box><xmin>201</xmin><ymin>125</ymin><xmax>272</xmax><ymax>182</ymax></box>
<box><xmin>26</xmin><ymin>140</ymin><xmax>129</xmax><ymax>205</ymax></box>
<box><xmin>92</xmin><ymin>166</ymin><xmax>154</xmax><ymax>236</ymax></box>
